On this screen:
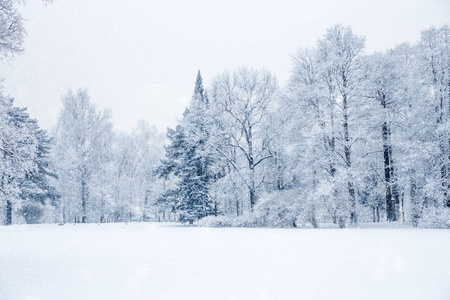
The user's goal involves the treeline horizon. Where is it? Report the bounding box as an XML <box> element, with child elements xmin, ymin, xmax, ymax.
<box><xmin>1</xmin><ymin>22</ymin><xmax>449</xmax><ymax>228</ymax></box>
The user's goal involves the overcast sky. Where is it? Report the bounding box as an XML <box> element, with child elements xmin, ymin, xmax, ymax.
<box><xmin>1</xmin><ymin>0</ymin><xmax>449</xmax><ymax>133</ymax></box>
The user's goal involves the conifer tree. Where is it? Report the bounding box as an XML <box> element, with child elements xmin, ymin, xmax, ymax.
<box><xmin>158</xmin><ymin>71</ymin><xmax>219</xmax><ymax>223</ymax></box>
<box><xmin>7</xmin><ymin>105</ymin><xmax>58</xmax><ymax>223</ymax></box>
<box><xmin>0</xmin><ymin>96</ymin><xmax>38</xmax><ymax>225</ymax></box>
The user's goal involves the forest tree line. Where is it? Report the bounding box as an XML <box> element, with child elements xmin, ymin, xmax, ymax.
<box><xmin>158</xmin><ymin>25</ymin><xmax>450</xmax><ymax>228</ymax></box>
<box><xmin>1</xmin><ymin>7</ymin><xmax>449</xmax><ymax>228</ymax></box>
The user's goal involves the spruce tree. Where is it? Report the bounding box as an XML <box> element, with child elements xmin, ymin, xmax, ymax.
<box><xmin>0</xmin><ymin>96</ymin><xmax>39</xmax><ymax>225</ymax></box>
<box><xmin>11</xmin><ymin>107</ymin><xmax>58</xmax><ymax>224</ymax></box>
<box><xmin>158</xmin><ymin>71</ymin><xmax>218</xmax><ymax>223</ymax></box>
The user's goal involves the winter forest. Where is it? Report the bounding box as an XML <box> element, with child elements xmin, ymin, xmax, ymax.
<box><xmin>2</xmin><ymin>1</ymin><xmax>450</xmax><ymax>299</ymax></box>
<box><xmin>1</xmin><ymin>2</ymin><xmax>450</xmax><ymax>230</ymax></box>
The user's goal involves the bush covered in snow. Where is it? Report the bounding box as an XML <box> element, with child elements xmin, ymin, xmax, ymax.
<box><xmin>198</xmin><ymin>215</ymin><xmax>261</xmax><ymax>228</ymax></box>
<box><xmin>201</xmin><ymin>190</ymin><xmax>302</xmax><ymax>228</ymax></box>
<box><xmin>18</xmin><ymin>202</ymin><xmax>45</xmax><ymax>224</ymax></box>
<box><xmin>252</xmin><ymin>190</ymin><xmax>301</xmax><ymax>227</ymax></box>
<box><xmin>419</xmin><ymin>206</ymin><xmax>450</xmax><ymax>229</ymax></box>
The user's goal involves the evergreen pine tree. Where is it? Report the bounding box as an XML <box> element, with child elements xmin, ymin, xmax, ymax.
<box><xmin>0</xmin><ymin>96</ymin><xmax>39</xmax><ymax>225</ymax></box>
<box><xmin>158</xmin><ymin>71</ymin><xmax>219</xmax><ymax>223</ymax></box>
<box><xmin>10</xmin><ymin>107</ymin><xmax>58</xmax><ymax>224</ymax></box>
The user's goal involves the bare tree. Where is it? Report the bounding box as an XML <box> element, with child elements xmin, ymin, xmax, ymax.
<box><xmin>0</xmin><ymin>0</ymin><xmax>25</xmax><ymax>60</ymax></box>
<box><xmin>212</xmin><ymin>67</ymin><xmax>278</xmax><ymax>211</ymax></box>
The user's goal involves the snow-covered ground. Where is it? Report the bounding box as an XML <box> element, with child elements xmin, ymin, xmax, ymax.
<box><xmin>0</xmin><ymin>223</ymin><xmax>449</xmax><ymax>300</ymax></box>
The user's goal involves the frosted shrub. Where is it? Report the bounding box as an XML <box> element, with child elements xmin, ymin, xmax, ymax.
<box><xmin>18</xmin><ymin>202</ymin><xmax>44</xmax><ymax>224</ymax></box>
<box><xmin>198</xmin><ymin>215</ymin><xmax>260</xmax><ymax>227</ymax></box>
<box><xmin>253</xmin><ymin>190</ymin><xmax>301</xmax><ymax>227</ymax></box>
<box><xmin>419</xmin><ymin>206</ymin><xmax>450</xmax><ymax>228</ymax></box>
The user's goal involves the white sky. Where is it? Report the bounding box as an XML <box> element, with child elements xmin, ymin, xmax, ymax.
<box><xmin>1</xmin><ymin>0</ymin><xmax>449</xmax><ymax>133</ymax></box>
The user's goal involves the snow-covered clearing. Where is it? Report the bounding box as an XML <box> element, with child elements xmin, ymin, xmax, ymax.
<box><xmin>0</xmin><ymin>223</ymin><xmax>449</xmax><ymax>300</ymax></box>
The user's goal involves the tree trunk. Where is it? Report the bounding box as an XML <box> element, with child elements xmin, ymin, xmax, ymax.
<box><xmin>381</xmin><ymin>93</ymin><xmax>399</xmax><ymax>222</ymax></box>
<box><xmin>249</xmin><ymin>181</ymin><xmax>256</xmax><ymax>211</ymax></box>
<box><xmin>81</xmin><ymin>177</ymin><xmax>88</xmax><ymax>223</ymax></box>
<box><xmin>310</xmin><ymin>205</ymin><xmax>319</xmax><ymax>228</ymax></box>
<box><xmin>247</xmin><ymin>125</ymin><xmax>257</xmax><ymax>211</ymax></box>
<box><xmin>373</xmin><ymin>204</ymin><xmax>380</xmax><ymax>223</ymax></box>
<box><xmin>383</xmin><ymin>121</ymin><xmax>395</xmax><ymax>222</ymax></box>
<box><xmin>348</xmin><ymin>181</ymin><xmax>357</xmax><ymax>225</ymax></box>
<box><xmin>376</xmin><ymin>203</ymin><xmax>380</xmax><ymax>223</ymax></box>
<box><xmin>410</xmin><ymin>171</ymin><xmax>420</xmax><ymax>227</ymax></box>
<box><xmin>6</xmin><ymin>200</ymin><xmax>12</xmax><ymax>225</ymax></box>
<box><xmin>389</xmin><ymin>144</ymin><xmax>400</xmax><ymax>221</ymax></box>
<box><xmin>275</xmin><ymin>151</ymin><xmax>284</xmax><ymax>190</ymax></box>
<box><xmin>343</xmin><ymin>94</ymin><xmax>357</xmax><ymax>225</ymax></box>
<box><xmin>401</xmin><ymin>192</ymin><xmax>405</xmax><ymax>222</ymax></box>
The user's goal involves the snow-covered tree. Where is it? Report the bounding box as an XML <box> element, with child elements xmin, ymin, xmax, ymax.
<box><xmin>53</xmin><ymin>89</ymin><xmax>113</xmax><ymax>223</ymax></box>
<box><xmin>0</xmin><ymin>94</ymin><xmax>38</xmax><ymax>225</ymax></box>
<box><xmin>315</xmin><ymin>25</ymin><xmax>367</xmax><ymax>225</ymax></box>
<box><xmin>363</xmin><ymin>53</ymin><xmax>401</xmax><ymax>221</ymax></box>
<box><xmin>112</xmin><ymin>121</ymin><xmax>164</xmax><ymax>222</ymax></box>
<box><xmin>158</xmin><ymin>71</ymin><xmax>222</xmax><ymax>223</ymax></box>
<box><xmin>8</xmin><ymin>105</ymin><xmax>58</xmax><ymax>224</ymax></box>
<box><xmin>211</xmin><ymin>67</ymin><xmax>278</xmax><ymax>212</ymax></box>
<box><xmin>0</xmin><ymin>0</ymin><xmax>57</xmax><ymax>225</ymax></box>
<box><xmin>281</xmin><ymin>26</ymin><xmax>368</xmax><ymax>228</ymax></box>
<box><xmin>403</xmin><ymin>26</ymin><xmax>450</xmax><ymax>227</ymax></box>
<box><xmin>0</xmin><ymin>0</ymin><xmax>25</xmax><ymax>61</ymax></box>
<box><xmin>284</xmin><ymin>46</ymin><xmax>342</xmax><ymax>227</ymax></box>
<box><xmin>0</xmin><ymin>0</ymin><xmax>53</xmax><ymax>61</ymax></box>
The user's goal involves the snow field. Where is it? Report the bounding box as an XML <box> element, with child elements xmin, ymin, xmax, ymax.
<box><xmin>0</xmin><ymin>223</ymin><xmax>449</xmax><ymax>300</ymax></box>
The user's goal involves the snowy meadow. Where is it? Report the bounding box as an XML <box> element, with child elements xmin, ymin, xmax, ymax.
<box><xmin>1</xmin><ymin>222</ymin><xmax>449</xmax><ymax>300</ymax></box>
